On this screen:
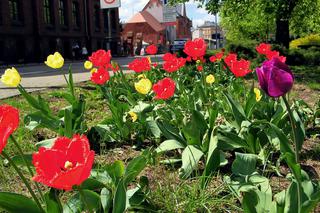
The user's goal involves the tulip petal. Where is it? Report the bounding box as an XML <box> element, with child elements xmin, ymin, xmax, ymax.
<box><xmin>267</xmin><ymin>67</ymin><xmax>294</xmax><ymax>97</ymax></box>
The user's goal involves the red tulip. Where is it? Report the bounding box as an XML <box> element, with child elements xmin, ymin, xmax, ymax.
<box><xmin>256</xmin><ymin>43</ymin><xmax>286</xmax><ymax>63</ymax></box>
<box><xmin>153</xmin><ymin>77</ymin><xmax>176</xmax><ymax>100</ymax></box>
<box><xmin>0</xmin><ymin>105</ymin><xmax>19</xmax><ymax>153</ymax></box>
<box><xmin>256</xmin><ymin>43</ymin><xmax>271</xmax><ymax>55</ymax></box>
<box><xmin>183</xmin><ymin>38</ymin><xmax>207</xmax><ymax>60</ymax></box>
<box><xmin>32</xmin><ymin>135</ymin><xmax>95</xmax><ymax>191</ymax></box>
<box><xmin>162</xmin><ymin>53</ymin><xmax>186</xmax><ymax>73</ymax></box>
<box><xmin>224</xmin><ymin>53</ymin><xmax>252</xmax><ymax>77</ymax></box>
<box><xmin>230</xmin><ymin>59</ymin><xmax>252</xmax><ymax>77</ymax></box>
<box><xmin>197</xmin><ymin>65</ymin><xmax>203</xmax><ymax>71</ymax></box>
<box><xmin>209</xmin><ymin>51</ymin><xmax>224</xmax><ymax>63</ymax></box>
<box><xmin>90</xmin><ymin>67</ymin><xmax>110</xmax><ymax>85</ymax></box>
<box><xmin>146</xmin><ymin>44</ymin><xmax>158</xmax><ymax>55</ymax></box>
<box><xmin>128</xmin><ymin>58</ymin><xmax>151</xmax><ymax>73</ymax></box>
<box><xmin>266</xmin><ymin>50</ymin><xmax>286</xmax><ymax>62</ymax></box>
<box><xmin>89</xmin><ymin>50</ymin><xmax>112</xmax><ymax>67</ymax></box>
<box><xmin>224</xmin><ymin>53</ymin><xmax>237</xmax><ymax>68</ymax></box>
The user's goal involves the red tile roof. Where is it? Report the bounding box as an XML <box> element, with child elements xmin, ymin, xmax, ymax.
<box><xmin>127</xmin><ymin>11</ymin><xmax>165</xmax><ymax>32</ymax></box>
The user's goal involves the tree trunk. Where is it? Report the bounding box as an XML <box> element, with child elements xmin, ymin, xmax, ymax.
<box><xmin>275</xmin><ymin>18</ymin><xmax>290</xmax><ymax>48</ymax></box>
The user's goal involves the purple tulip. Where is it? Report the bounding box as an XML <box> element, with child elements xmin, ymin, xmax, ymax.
<box><xmin>256</xmin><ymin>58</ymin><xmax>294</xmax><ymax>97</ymax></box>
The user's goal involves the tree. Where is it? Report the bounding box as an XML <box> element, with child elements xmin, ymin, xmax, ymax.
<box><xmin>169</xmin><ymin>0</ymin><xmax>320</xmax><ymax>48</ymax></box>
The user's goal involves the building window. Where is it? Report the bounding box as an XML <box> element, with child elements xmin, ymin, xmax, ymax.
<box><xmin>43</xmin><ymin>0</ymin><xmax>53</xmax><ymax>25</ymax></box>
<box><xmin>94</xmin><ymin>6</ymin><xmax>101</xmax><ymax>31</ymax></box>
<box><xmin>72</xmin><ymin>1</ymin><xmax>80</xmax><ymax>28</ymax></box>
<box><xmin>9</xmin><ymin>0</ymin><xmax>23</xmax><ymax>23</ymax></box>
<box><xmin>59</xmin><ymin>0</ymin><xmax>67</xmax><ymax>26</ymax></box>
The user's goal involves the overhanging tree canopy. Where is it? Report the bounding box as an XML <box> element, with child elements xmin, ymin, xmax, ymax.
<box><xmin>169</xmin><ymin>0</ymin><xmax>320</xmax><ymax>48</ymax></box>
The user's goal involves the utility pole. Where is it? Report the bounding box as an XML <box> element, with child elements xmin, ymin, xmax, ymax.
<box><xmin>107</xmin><ymin>9</ymin><xmax>112</xmax><ymax>50</ymax></box>
<box><xmin>83</xmin><ymin>0</ymin><xmax>90</xmax><ymax>53</ymax></box>
<box><xmin>215</xmin><ymin>13</ymin><xmax>218</xmax><ymax>49</ymax></box>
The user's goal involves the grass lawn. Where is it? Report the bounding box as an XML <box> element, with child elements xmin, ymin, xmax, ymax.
<box><xmin>0</xmin><ymin>68</ymin><xmax>319</xmax><ymax>212</ymax></box>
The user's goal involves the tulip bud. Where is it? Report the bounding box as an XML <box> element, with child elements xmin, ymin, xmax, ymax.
<box><xmin>256</xmin><ymin>58</ymin><xmax>294</xmax><ymax>98</ymax></box>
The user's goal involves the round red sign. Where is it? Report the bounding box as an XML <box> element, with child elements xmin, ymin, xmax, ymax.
<box><xmin>104</xmin><ymin>0</ymin><xmax>115</xmax><ymax>4</ymax></box>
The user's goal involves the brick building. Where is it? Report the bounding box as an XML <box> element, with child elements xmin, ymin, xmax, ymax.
<box><xmin>121</xmin><ymin>0</ymin><xmax>192</xmax><ymax>54</ymax></box>
<box><xmin>0</xmin><ymin>0</ymin><xmax>120</xmax><ymax>64</ymax></box>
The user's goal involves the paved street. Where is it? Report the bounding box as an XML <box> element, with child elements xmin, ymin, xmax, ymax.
<box><xmin>0</xmin><ymin>55</ymin><xmax>163</xmax><ymax>99</ymax></box>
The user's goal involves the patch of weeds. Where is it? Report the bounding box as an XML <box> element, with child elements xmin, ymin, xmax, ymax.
<box><xmin>150</xmin><ymin>172</ymin><xmax>241</xmax><ymax>212</ymax></box>
<box><xmin>308</xmin><ymin>82</ymin><xmax>320</xmax><ymax>90</ymax></box>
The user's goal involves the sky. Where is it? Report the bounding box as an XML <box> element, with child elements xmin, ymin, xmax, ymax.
<box><xmin>118</xmin><ymin>0</ymin><xmax>218</xmax><ymax>28</ymax></box>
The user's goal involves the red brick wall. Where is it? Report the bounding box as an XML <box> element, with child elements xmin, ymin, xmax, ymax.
<box><xmin>122</xmin><ymin>22</ymin><xmax>164</xmax><ymax>45</ymax></box>
<box><xmin>176</xmin><ymin>16</ymin><xmax>192</xmax><ymax>39</ymax></box>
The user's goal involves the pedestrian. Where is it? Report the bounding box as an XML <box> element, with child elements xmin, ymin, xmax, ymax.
<box><xmin>140</xmin><ymin>47</ymin><xmax>145</xmax><ymax>56</ymax></box>
<box><xmin>81</xmin><ymin>46</ymin><xmax>88</xmax><ymax>60</ymax></box>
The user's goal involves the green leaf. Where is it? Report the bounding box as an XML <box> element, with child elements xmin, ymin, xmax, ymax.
<box><xmin>202</xmin><ymin>129</ymin><xmax>220</xmax><ymax>188</ymax></box>
<box><xmin>113</xmin><ymin>179</ymin><xmax>127</xmax><ymax>213</ymax></box>
<box><xmin>292</xmin><ymin>110</ymin><xmax>305</xmax><ymax>152</ymax></box>
<box><xmin>24</xmin><ymin>112</ymin><xmax>60</xmax><ymax>132</ymax></box>
<box><xmin>63</xmin><ymin>193</ymin><xmax>83</xmax><ymax>213</ymax></box>
<box><xmin>156</xmin><ymin>120</ymin><xmax>186</xmax><ymax>145</ymax></box>
<box><xmin>232</xmin><ymin>152</ymin><xmax>257</xmax><ymax>176</ymax></box>
<box><xmin>224</xmin><ymin>92</ymin><xmax>247</xmax><ymax>129</ymax></box>
<box><xmin>9</xmin><ymin>154</ymin><xmax>33</xmax><ymax>168</ymax></box>
<box><xmin>105</xmin><ymin>160</ymin><xmax>125</xmax><ymax>184</ymax></box>
<box><xmin>284</xmin><ymin>182</ymin><xmax>299</xmax><ymax>213</ymax></box>
<box><xmin>179</xmin><ymin>145</ymin><xmax>204</xmax><ymax>179</ymax></box>
<box><xmin>274</xmin><ymin>190</ymin><xmax>286</xmax><ymax>213</ymax></box>
<box><xmin>0</xmin><ymin>192</ymin><xmax>41</xmax><ymax>213</ymax></box>
<box><xmin>146</xmin><ymin>119</ymin><xmax>161</xmax><ymax>138</ymax></box>
<box><xmin>269</xmin><ymin>123</ymin><xmax>295</xmax><ymax>156</ymax></box>
<box><xmin>64</xmin><ymin>108</ymin><xmax>73</xmax><ymax>138</ymax></box>
<box><xmin>155</xmin><ymin>139</ymin><xmax>185</xmax><ymax>153</ymax></box>
<box><xmin>124</xmin><ymin>155</ymin><xmax>148</xmax><ymax>185</ymax></box>
<box><xmin>79</xmin><ymin>190</ymin><xmax>101</xmax><ymax>212</ymax></box>
<box><xmin>245</xmin><ymin>86</ymin><xmax>258</xmax><ymax>118</ymax></box>
<box><xmin>81</xmin><ymin>178</ymin><xmax>105</xmax><ymax>190</ymax></box>
<box><xmin>182</xmin><ymin>111</ymin><xmax>207</xmax><ymax>146</ymax></box>
<box><xmin>44</xmin><ymin>189</ymin><xmax>63</xmax><ymax>213</ymax></box>
<box><xmin>67</xmin><ymin>64</ymin><xmax>75</xmax><ymax>98</ymax></box>
<box><xmin>100</xmin><ymin>188</ymin><xmax>112</xmax><ymax>213</ymax></box>
<box><xmin>218</xmin><ymin>129</ymin><xmax>248</xmax><ymax>150</ymax></box>
<box><xmin>35</xmin><ymin>138</ymin><xmax>57</xmax><ymax>148</ymax></box>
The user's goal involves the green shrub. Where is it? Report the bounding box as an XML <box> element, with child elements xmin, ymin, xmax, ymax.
<box><xmin>225</xmin><ymin>40</ymin><xmax>258</xmax><ymax>59</ymax></box>
<box><xmin>287</xmin><ymin>48</ymin><xmax>320</xmax><ymax>66</ymax></box>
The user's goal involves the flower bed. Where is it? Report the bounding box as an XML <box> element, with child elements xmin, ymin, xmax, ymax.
<box><xmin>0</xmin><ymin>39</ymin><xmax>320</xmax><ymax>212</ymax></box>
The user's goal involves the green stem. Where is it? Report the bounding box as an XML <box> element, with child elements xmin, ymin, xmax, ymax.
<box><xmin>282</xmin><ymin>95</ymin><xmax>302</xmax><ymax>213</ymax></box>
<box><xmin>1</xmin><ymin>151</ymin><xmax>44</xmax><ymax>212</ymax></box>
<box><xmin>282</xmin><ymin>95</ymin><xmax>300</xmax><ymax>162</ymax></box>
<box><xmin>9</xmin><ymin>136</ymin><xmax>45</xmax><ymax>202</ymax></box>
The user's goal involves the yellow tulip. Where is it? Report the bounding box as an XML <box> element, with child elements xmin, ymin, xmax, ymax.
<box><xmin>206</xmin><ymin>74</ymin><xmax>215</xmax><ymax>84</ymax></box>
<box><xmin>84</xmin><ymin>61</ymin><xmax>93</xmax><ymax>70</ymax></box>
<box><xmin>90</xmin><ymin>68</ymin><xmax>98</xmax><ymax>74</ymax></box>
<box><xmin>134</xmin><ymin>78</ymin><xmax>152</xmax><ymax>95</ymax></box>
<box><xmin>254</xmin><ymin>88</ymin><xmax>262</xmax><ymax>102</ymax></box>
<box><xmin>128</xmin><ymin>111</ymin><xmax>138</xmax><ymax>122</ymax></box>
<box><xmin>147</xmin><ymin>56</ymin><xmax>152</xmax><ymax>64</ymax></box>
<box><xmin>1</xmin><ymin>67</ymin><xmax>21</xmax><ymax>87</ymax></box>
<box><xmin>45</xmin><ymin>52</ymin><xmax>64</xmax><ymax>69</ymax></box>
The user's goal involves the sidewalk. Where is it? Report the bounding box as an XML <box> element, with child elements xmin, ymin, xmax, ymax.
<box><xmin>0</xmin><ymin>70</ymin><xmax>135</xmax><ymax>99</ymax></box>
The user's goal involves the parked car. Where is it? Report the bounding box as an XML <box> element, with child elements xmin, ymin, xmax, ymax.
<box><xmin>169</xmin><ymin>39</ymin><xmax>189</xmax><ymax>55</ymax></box>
